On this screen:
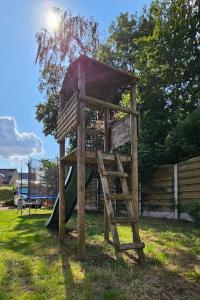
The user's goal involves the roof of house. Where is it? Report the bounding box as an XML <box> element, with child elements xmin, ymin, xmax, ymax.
<box><xmin>61</xmin><ymin>55</ymin><xmax>137</xmax><ymax>102</ymax></box>
<box><xmin>0</xmin><ymin>168</ymin><xmax>18</xmax><ymax>184</ymax></box>
<box><xmin>0</xmin><ymin>169</ymin><xmax>17</xmax><ymax>176</ymax></box>
<box><xmin>21</xmin><ymin>173</ymin><xmax>28</xmax><ymax>180</ymax></box>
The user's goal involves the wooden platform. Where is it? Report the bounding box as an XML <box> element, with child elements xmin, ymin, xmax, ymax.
<box><xmin>61</xmin><ymin>149</ymin><xmax>131</xmax><ymax>166</ymax></box>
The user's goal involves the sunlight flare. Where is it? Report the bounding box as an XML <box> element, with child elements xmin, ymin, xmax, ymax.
<box><xmin>46</xmin><ymin>10</ymin><xmax>60</xmax><ymax>31</ymax></box>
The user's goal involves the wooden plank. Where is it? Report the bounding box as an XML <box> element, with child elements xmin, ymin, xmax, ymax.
<box><xmin>106</xmin><ymin>193</ymin><xmax>133</xmax><ymax>200</ymax></box>
<box><xmin>57</xmin><ymin>114</ymin><xmax>77</xmax><ymax>141</ymax></box>
<box><xmin>57</xmin><ymin>119</ymin><xmax>77</xmax><ymax>142</ymax></box>
<box><xmin>57</xmin><ymin>102</ymin><xmax>77</xmax><ymax>133</ymax></box>
<box><xmin>61</xmin><ymin>149</ymin><xmax>131</xmax><ymax>165</ymax></box>
<box><xmin>130</xmin><ymin>83</ymin><xmax>145</xmax><ymax>264</ymax></box>
<box><xmin>111</xmin><ymin>216</ymin><xmax>136</xmax><ymax>224</ymax></box>
<box><xmin>119</xmin><ymin>242</ymin><xmax>145</xmax><ymax>251</ymax></box>
<box><xmin>59</xmin><ymin>143</ymin><xmax>65</xmax><ymax>245</ymax></box>
<box><xmin>179</xmin><ymin>161</ymin><xmax>200</xmax><ymax>172</ymax></box>
<box><xmin>151</xmin><ymin>169</ymin><xmax>173</xmax><ymax>177</ymax></box>
<box><xmin>150</xmin><ymin>173</ymin><xmax>173</xmax><ymax>180</ymax></box>
<box><xmin>81</xmin><ymin>95</ymin><xmax>139</xmax><ymax>116</ymax></box>
<box><xmin>179</xmin><ymin>170</ymin><xmax>200</xmax><ymax>179</ymax></box>
<box><xmin>111</xmin><ymin>117</ymin><xmax>131</xmax><ymax>149</ymax></box>
<box><xmin>77</xmin><ymin>61</ymin><xmax>86</xmax><ymax>259</ymax></box>
<box><xmin>179</xmin><ymin>166</ymin><xmax>200</xmax><ymax>174</ymax></box>
<box><xmin>149</xmin><ymin>179</ymin><xmax>173</xmax><ymax>186</ymax></box>
<box><xmin>143</xmin><ymin>186</ymin><xmax>174</xmax><ymax>196</ymax></box>
<box><xmin>57</xmin><ymin>102</ymin><xmax>77</xmax><ymax>132</ymax></box>
<box><xmin>58</xmin><ymin>90</ymin><xmax>66</xmax><ymax>246</ymax></box>
<box><xmin>179</xmin><ymin>177</ymin><xmax>200</xmax><ymax>186</ymax></box>
<box><xmin>57</xmin><ymin>96</ymin><xmax>77</xmax><ymax>128</ymax></box>
<box><xmin>179</xmin><ymin>192</ymin><xmax>200</xmax><ymax>199</ymax></box>
<box><xmin>179</xmin><ymin>185</ymin><xmax>200</xmax><ymax>192</ymax></box>
<box><xmin>102</xmin><ymin>152</ymin><xmax>131</xmax><ymax>162</ymax></box>
<box><xmin>104</xmin><ymin>109</ymin><xmax>110</xmax><ymax>242</ymax></box>
<box><xmin>57</xmin><ymin>93</ymin><xmax>77</xmax><ymax>124</ymax></box>
<box><xmin>144</xmin><ymin>194</ymin><xmax>173</xmax><ymax>200</ymax></box>
<box><xmin>130</xmin><ymin>85</ymin><xmax>139</xmax><ymax>220</ymax></box>
<box><xmin>102</xmin><ymin>170</ymin><xmax>128</xmax><ymax>178</ymax></box>
<box><xmin>143</xmin><ymin>202</ymin><xmax>173</xmax><ymax>207</ymax></box>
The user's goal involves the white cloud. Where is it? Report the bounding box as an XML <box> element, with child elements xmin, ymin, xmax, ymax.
<box><xmin>0</xmin><ymin>116</ymin><xmax>43</xmax><ymax>160</ymax></box>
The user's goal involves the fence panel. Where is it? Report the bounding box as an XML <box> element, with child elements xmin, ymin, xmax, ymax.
<box><xmin>142</xmin><ymin>165</ymin><xmax>174</xmax><ymax>213</ymax></box>
<box><xmin>179</xmin><ymin>156</ymin><xmax>200</xmax><ymax>210</ymax></box>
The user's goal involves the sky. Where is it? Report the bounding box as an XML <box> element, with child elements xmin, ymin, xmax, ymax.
<box><xmin>0</xmin><ymin>0</ymin><xmax>150</xmax><ymax>171</ymax></box>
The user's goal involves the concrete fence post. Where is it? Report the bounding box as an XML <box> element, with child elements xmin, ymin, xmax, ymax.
<box><xmin>174</xmin><ymin>164</ymin><xmax>179</xmax><ymax>219</ymax></box>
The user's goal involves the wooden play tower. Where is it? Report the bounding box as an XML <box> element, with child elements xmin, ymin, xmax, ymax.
<box><xmin>57</xmin><ymin>55</ymin><xmax>145</xmax><ymax>262</ymax></box>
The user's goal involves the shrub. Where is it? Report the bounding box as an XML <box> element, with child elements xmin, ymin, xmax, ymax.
<box><xmin>182</xmin><ymin>199</ymin><xmax>200</xmax><ymax>223</ymax></box>
<box><xmin>0</xmin><ymin>186</ymin><xmax>14</xmax><ymax>204</ymax></box>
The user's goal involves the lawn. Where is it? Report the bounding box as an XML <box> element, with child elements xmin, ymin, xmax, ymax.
<box><xmin>0</xmin><ymin>209</ymin><xmax>199</xmax><ymax>300</ymax></box>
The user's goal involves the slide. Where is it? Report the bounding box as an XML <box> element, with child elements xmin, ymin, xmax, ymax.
<box><xmin>46</xmin><ymin>166</ymin><xmax>94</xmax><ymax>229</ymax></box>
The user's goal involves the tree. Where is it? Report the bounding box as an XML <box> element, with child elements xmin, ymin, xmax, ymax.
<box><xmin>35</xmin><ymin>8</ymin><xmax>99</xmax><ymax>137</ymax></box>
<box><xmin>99</xmin><ymin>0</ymin><xmax>200</xmax><ymax>178</ymax></box>
<box><xmin>166</xmin><ymin>109</ymin><xmax>200</xmax><ymax>163</ymax></box>
<box><xmin>136</xmin><ymin>0</ymin><xmax>200</xmax><ymax>173</ymax></box>
<box><xmin>98</xmin><ymin>11</ymin><xmax>154</xmax><ymax>72</ymax></box>
<box><xmin>39</xmin><ymin>159</ymin><xmax>58</xmax><ymax>196</ymax></box>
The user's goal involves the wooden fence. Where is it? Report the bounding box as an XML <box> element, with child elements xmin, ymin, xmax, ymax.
<box><xmin>142</xmin><ymin>156</ymin><xmax>200</xmax><ymax>220</ymax></box>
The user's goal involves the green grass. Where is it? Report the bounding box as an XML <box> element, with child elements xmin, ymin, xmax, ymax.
<box><xmin>0</xmin><ymin>209</ymin><xmax>199</xmax><ymax>299</ymax></box>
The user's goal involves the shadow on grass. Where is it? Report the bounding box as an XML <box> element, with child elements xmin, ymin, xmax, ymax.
<box><xmin>1</xmin><ymin>212</ymin><xmax>200</xmax><ymax>299</ymax></box>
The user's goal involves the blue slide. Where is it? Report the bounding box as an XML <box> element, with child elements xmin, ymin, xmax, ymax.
<box><xmin>46</xmin><ymin>167</ymin><xmax>94</xmax><ymax>228</ymax></box>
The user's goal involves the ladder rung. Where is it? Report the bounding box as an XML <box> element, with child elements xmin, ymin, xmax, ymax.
<box><xmin>102</xmin><ymin>170</ymin><xmax>128</xmax><ymax>178</ymax></box>
<box><xmin>101</xmin><ymin>153</ymin><xmax>131</xmax><ymax>162</ymax></box>
<box><xmin>107</xmin><ymin>193</ymin><xmax>132</xmax><ymax>201</ymax></box>
<box><xmin>111</xmin><ymin>216</ymin><xmax>136</xmax><ymax>224</ymax></box>
<box><xmin>119</xmin><ymin>242</ymin><xmax>145</xmax><ymax>251</ymax></box>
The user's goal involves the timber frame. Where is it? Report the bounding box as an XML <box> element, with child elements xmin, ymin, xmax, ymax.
<box><xmin>57</xmin><ymin>55</ymin><xmax>145</xmax><ymax>261</ymax></box>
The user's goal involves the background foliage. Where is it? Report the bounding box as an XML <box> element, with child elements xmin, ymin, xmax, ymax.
<box><xmin>35</xmin><ymin>1</ymin><xmax>200</xmax><ymax>179</ymax></box>
<box><xmin>0</xmin><ymin>186</ymin><xmax>14</xmax><ymax>204</ymax></box>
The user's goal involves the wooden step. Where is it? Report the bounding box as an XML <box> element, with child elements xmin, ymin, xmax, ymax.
<box><xmin>102</xmin><ymin>170</ymin><xmax>128</xmax><ymax>178</ymax></box>
<box><xmin>106</xmin><ymin>193</ymin><xmax>133</xmax><ymax>201</ymax></box>
<box><xmin>111</xmin><ymin>216</ymin><xmax>136</xmax><ymax>224</ymax></box>
<box><xmin>119</xmin><ymin>242</ymin><xmax>145</xmax><ymax>251</ymax></box>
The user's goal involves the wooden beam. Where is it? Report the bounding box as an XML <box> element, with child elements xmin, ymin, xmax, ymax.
<box><xmin>80</xmin><ymin>95</ymin><xmax>139</xmax><ymax>116</ymax></box>
<box><xmin>104</xmin><ymin>109</ymin><xmax>110</xmax><ymax>241</ymax></box>
<box><xmin>130</xmin><ymin>83</ymin><xmax>145</xmax><ymax>264</ymax></box>
<box><xmin>77</xmin><ymin>61</ymin><xmax>86</xmax><ymax>259</ymax></box>
<box><xmin>130</xmin><ymin>84</ymin><xmax>139</xmax><ymax>219</ymax></box>
<box><xmin>59</xmin><ymin>92</ymin><xmax>66</xmax><ymax>245</ymax></box>
<box><xmin>61</xmin><ymin>149</ymin><xmax>131</xmax><ymax>166</ymax></box>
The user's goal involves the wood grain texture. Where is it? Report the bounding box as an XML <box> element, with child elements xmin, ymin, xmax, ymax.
<box><xmin>77</xmin><ymin>61</ymin><xmax>86</xmax><ymax>259</ymax></box>
<box><xmin>111</xmin><ymin>117</ymin><xmax>131</xmax><ymax>149</ymax></box>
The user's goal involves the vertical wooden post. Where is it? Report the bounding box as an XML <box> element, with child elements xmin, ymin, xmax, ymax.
<box><xmin>59</xmin><ymin>141</ymin><xmax>65</xmax><ymax>244</ymax></box>
<box><xmin>77</xmin><ymin>61</ymin><xmax>86</xmax><ymax>259</ymax></box>
<box><xmin>130</xmin><ymin>83</ymin><xmax>139</xmax><ymax>220</ymax></box>
<box><xmin>104</xmin><ymin>109</ymin><xmax>110</xmax><ymax>241</ymax></box>
<box><xmin>59</xmin><ymin>92</ymin><xmax>66</xmax><ymax>245</ymax></box>
<box><xmin>131</xmin><ymin>82</ymin><xmax>145</xmax><ymax>263</ymax></box>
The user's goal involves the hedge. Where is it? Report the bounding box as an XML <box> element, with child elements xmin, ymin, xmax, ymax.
<box><xmin>0</xmin><ymin>186</ymin><xmax>14</xmax><ymax>203</ymax></box>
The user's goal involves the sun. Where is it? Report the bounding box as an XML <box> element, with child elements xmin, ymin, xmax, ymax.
<box><xmin>46</xmin><ymin>10</ymin><xmax>60</xmax><ymax>31</ymax></box>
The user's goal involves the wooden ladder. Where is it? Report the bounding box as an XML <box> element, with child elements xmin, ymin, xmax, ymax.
<box><xmin>97</xmin><ymin>150</ymin><xmax>145</xmax><ymax>261</ymax></box>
